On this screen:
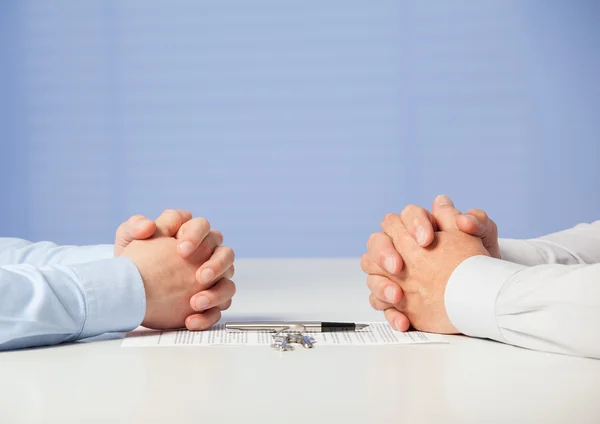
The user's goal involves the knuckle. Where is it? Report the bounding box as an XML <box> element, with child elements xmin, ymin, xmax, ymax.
<box><xmin>161</xmin><ymin>211</ymin><xmax>180</xmax><ymax>230</ymax></box>
<box><xmin>224</xmin><ymin>247</ymin><xmax>235</xmax><ymax>263</ymax></box>
<box><xmin>220</xmin><ymin>299</ymin><xmax>233</xmax><ymax>311</ymax></box>
<box><xmin>177</xmin><ymin>209</ymin><xmax>192</xmax><ymax>219</ymax></box>
<box><xmin>184</xmin><ymin>218</ymin><xmax>211</xmax><ymax>240</ymax></box>
<box><xmin>382</xmin><ymin>213</ymin><xmax>401</xmax><ymax>230</ymax></box>
<box><xmin>490</xmin><ymin>218</ymin><xmax>498</xmax><ymax>231</ymax></box>
<box><xmin>205</xmin><ymin>233</ymin><xmax>222</xmax><ymax>249</ymax></box>
<box><xmin>401</xmin><ymin>204</ymin><xmax>418</xmax><ymax>218</ymax></box>
<box><xmin>196</xmin><ymin>217</ymin><xmax>210</xmax><ymax>230</ymax></box>
<box><xmin>383</xmin><ymin>212</ymin><xmax>395</xmax><ymax>224</ymax></box>
<box><xmin>115</xmin><ymin>222</ymin><xmax>128</xmax><ymax>236</ymax></box>
<box><xmin>128</xmin><ymin>214</ymin><xmax>145</xmax><ymax>223</ymax></box>
<box><xmin>213</xmin><ymin>230</ymin><xmax>224</xmax><ymax>244</ymax></box>
<box><xmin>367</xmin><ymin>274</ymin><xmax>381</xmax><ymax>290</ymax></box>
<box><xmin>368</xmin><ymin>294</ymin><xmax>377</xmax><ymax>309</ymax></box>
<box><xmin>365</xmin><ymin>274</ymin><xmax>375</xmax><ymax>290</ymax></box>
<box><xmin>472</xmin><ymin>209</ymin><xmax>488</xmax><ymax>221</ymax></box>
<box><xmin>228</xmin><ymin>280</ymin><xmax>237</xmax><ymax>297</ymax></box>
<box><xmin>360</xmin><ymin>254</ymin><xmax>370</xmax><ymax>271</ymax></box>
<box><xmin>367</xmin><ymin>233</ymin><xmax>379</xmax><ymax>249</ymax></box>
<box><xmin>163</xmin><ymin>209</ymin><xmax>179</xmax><ymax>219</ymax></box>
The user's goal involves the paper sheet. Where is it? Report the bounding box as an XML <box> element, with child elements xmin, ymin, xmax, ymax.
<box><xmin>121</xmin><ymin>322</ymin><xmax>447</xmax><ymax>347</ymax></box>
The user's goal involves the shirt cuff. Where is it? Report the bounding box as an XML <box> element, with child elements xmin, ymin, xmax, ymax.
<box><xmin>445</xmin><ymin>255</ymin><xmax>527</xmax><ymax>342</ymax></box>
<box><xmin>70</xmin><ymin>257</ymin><xmax>146</xmax><ymax>339</ymax></box>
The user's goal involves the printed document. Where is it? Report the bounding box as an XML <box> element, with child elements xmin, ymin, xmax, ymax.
<box><xmin>121</xmin><ymin>322</ymin><xmax>447</xmax><ymax>347</ymax></box>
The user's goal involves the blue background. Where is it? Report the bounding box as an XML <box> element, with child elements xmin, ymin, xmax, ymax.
<box><xmin>1</xmin><ymin>1</ymin><xmax>599</xmax><ymax>257</ymax></box>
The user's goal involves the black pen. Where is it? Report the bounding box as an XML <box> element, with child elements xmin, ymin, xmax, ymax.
<box><xmin>225</xmin><ymin>321</ymin><xmax>369</xmax><ymax>333</ymax></box>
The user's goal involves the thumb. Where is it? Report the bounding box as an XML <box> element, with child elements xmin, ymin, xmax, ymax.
<box><xmin>456</xmin><ymin>209</ymin><xmax>500</xmax><ymax>259</ymax></box>
<box><xmin>431</xmin><ymin>195</ymin><xmax>461</xmax><ymax>231</ymax></box>
<box><xmin>154</xmin><ymin>209</ymin><xmax>193</xmax><ymax>237</ymax></box>
<box><xmin>114</xmin><ymin>215</ymin><xmax>156</xmax><ymax>256</ymax></box>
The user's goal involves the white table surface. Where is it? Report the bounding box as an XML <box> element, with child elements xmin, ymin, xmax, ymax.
<box><xmin>1</xmin><ymin>259</ymin><xmax>599</xmax><ymax>424</ymax></box>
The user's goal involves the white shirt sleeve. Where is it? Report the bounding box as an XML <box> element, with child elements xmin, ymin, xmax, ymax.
<box><xmin>497</xmin><ymin>220</ymin><xmax>600</xmax><ymax>266</ymax></box>
<box><xmin>445</xmin><ymin>221</ymin><xmax>600</xmax><ymax>359</ymax></box>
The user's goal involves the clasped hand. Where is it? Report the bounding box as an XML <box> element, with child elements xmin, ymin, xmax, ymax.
<box><xmin>112</xmin><ymin>196</ymin><xmax>498</xmax><ymax>335</ymax></box>
<box><xmin>361</xmin><ymin>195</ymin><xmax>500</xmax><ymax>334</ymax></box>
<box><xmin>114</xmin><ymin>210</ymin><xmax>236</xmax><ymax>331</ymax></box>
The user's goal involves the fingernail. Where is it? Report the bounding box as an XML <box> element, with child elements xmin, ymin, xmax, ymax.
<box><xmin>394</xmin><ymin>319</ymin><xmax>403</xmax><ymax>331</ymax></box>
<box><xmin>189</xmin><ymin>318</ymin><xmax>202</xmax><ymax>330</ymax></box>
<box><xmin>179</xmin><ymin>241</ymin><xmax>194</xmax><ymax>256</ymax></box>
<box><xmin>435</xmin><ymin>194</ymin><xmax>453</xmax><ymax>206</ymax></box>
<box><xmin>195</xmin><ymin>296</ymin><xmax>209</xmax><ymax>310</ymax></box>
<box><xmin>384</xmin><ymin>286</ymin><xmax>397</xmax><ymax>303</ymax></box>
<box><xmin>384</xmin><ymin>256</ymin><xmax>396</xmax><ymax>274</ymax></box>
<box><xmin>200</xmin><ymin>268</ymin><xmax>215</xmax><ymax>284</ymax></box>
<box><xmin>465</xmin><ymin>214</ymin><xmax>480</xmax><ymax>226</ymax></box>
<box><xmin>416</xmin><ymin>226</ymin><xmax>427</xmax><ymax>246</ymax></box>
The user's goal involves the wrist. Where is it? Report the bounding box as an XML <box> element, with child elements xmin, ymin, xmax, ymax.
<box><xmin>444</xmin><ymin>255</ymin><xmax>526</xmax><ymax>341</ymax></box>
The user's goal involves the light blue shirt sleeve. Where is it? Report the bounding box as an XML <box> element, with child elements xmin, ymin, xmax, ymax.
<box><xmin>0</xmin><ymin>237</ymin><xmax>116</xmax><ymax>266</ymax></box>
<box><xmin>0</xmin><ymin>238</ymin><xmax>146</xmax><ymax>351</ymax></box>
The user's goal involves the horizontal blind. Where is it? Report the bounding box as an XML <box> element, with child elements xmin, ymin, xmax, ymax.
<box><xmin>1</xmin><ymin>1</ymin><xmax>598</xmax><ymax>257</ymax></box>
